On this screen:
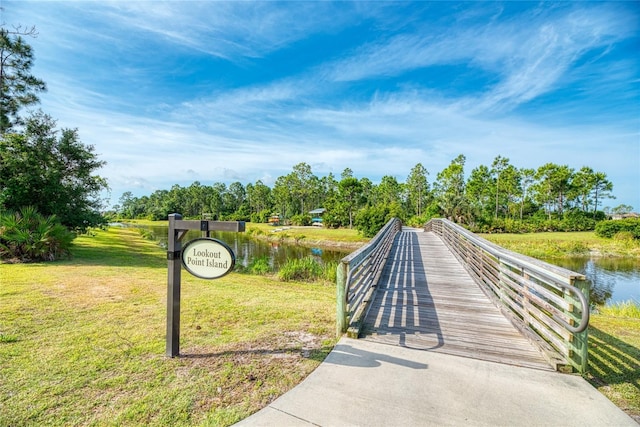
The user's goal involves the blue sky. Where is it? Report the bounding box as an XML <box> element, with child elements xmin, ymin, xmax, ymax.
<box><xmin>4</xmin><ymin>1</ymin><xmax>639</xmax><ymax>210</ymax></box>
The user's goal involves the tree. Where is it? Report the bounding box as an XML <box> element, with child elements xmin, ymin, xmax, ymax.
<box><xmin>0</xmin><ymin>112</ymin><xmax>108</xmax><ymax>231</ymax></box>
<box><xmin>518</xmin><ymin>168</ymin><xmax>536</xmax><ymax>220</ymax></box>
<box><xmin>534</xmin><ymin>163</ymin><xmax>573</xmax><ymax>218</ymax></box>
<box><xmin>491</xmin><ymin>156</ymin><xmax>509</xmax><ymax>219</ymax></box>
<box><xmin>466</xmin><ymin>165</ymin><xmax>493</xmax><ymax>222</ymax></box>
<box><xmin>406</xmin><ymin>163</ymin><xmax>429</xmax><ymax>217</ymax></box>
<box><xmin>338</xmin><ymin>177</ymin><xmax>363</xmax><ymax>228</ymax></box>
<box><xmin>590</xmin><ymin>171</ymin><xmax>614</xmax><ymax>217</ymax></box>
<box><xmin>0</xmin><ymin>27</ymin><xmax>46</xmax><ymax>133</ymax></box>
<box><xmin>434</xmin><ymin>154</ymin><xmax>468</xmax><ymax>222</ymax></box>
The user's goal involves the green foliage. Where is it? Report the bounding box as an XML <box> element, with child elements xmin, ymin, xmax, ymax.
<box><xmin>0</xmin><ymin>112</ymin><xmax>108</xmax><ymax>231</ymax></box>
<box><xmin>247</xmin><ymin>256</ymin><xmax>272</xmax><ymax>275</ymax></box>
<box><xmin>595</xmin><ymin>218</ymin><xmax>640</xmax><ymax>239</ymax></box>
<box><xmin>355</xmin><ymin>205</ymin><xmax>390</xmax><ymax>238</ymax></box>
<box><xmin>0</xmin><ymin>28</ymin><xmax>47</xmax><ymax>133</ymax></box>
<box><xmin>290</xmin><ymin>214</ymin><xmax>311</xmax><ymax>226</ymax></box>
<box><xmin>115</xmin><ymin>156</ymin><xmax>620</xmax><ymax>236</ymax></box>
<box><xmin>278</xmin><ymin>257</ymin><xmax>323</xmax><ymax>282</ymax></box>
<box><xmin>250</xmin><ymin>209</ymin><xmax>271</xmax><ymax>223</ymax></box>
<box><xmin>0</xmin><ymin>207</ymin><xmax>75</xmax><ymax>262</ymax></box>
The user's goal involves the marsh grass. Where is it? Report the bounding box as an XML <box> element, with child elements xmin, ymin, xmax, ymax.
<box><xmin>0</xmin><ymin>227</ymin><xmax>335</xmax><ymax>426</ymax></box>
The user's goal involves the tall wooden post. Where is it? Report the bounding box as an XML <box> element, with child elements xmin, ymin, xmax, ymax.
<box><xmin>336</xmin><ymin>261</ymin><xmax>348</xmax><ymax>337</ymax></box>
<box><xmin>166</xmin><ymin>213</ymin><xmax>182</xmax><ymax>357</ymax></box>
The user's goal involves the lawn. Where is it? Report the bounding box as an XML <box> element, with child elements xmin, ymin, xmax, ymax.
<box><xmin>0</xmin><ymin>227</ymin><xmax>336</xmax><ymax>426</ymax></box>
<box><xmin>481</xmin><ymin>230</ymin><xmax>640</xmax><ymax>258</ymax></box>
<box><xmin>587</xmin><ymin>313</ymin><xmax>640</xmax><ymax>422</ymax></box>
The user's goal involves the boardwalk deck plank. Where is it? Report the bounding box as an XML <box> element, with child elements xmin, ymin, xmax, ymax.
<box><xmin>361</xmin><ymin>229</ymin><xmax>553</xmax><ymax>371</ymax></box>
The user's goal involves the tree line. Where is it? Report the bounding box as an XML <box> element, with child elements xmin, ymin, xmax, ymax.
<box><xmin>113</xmin><ymin>155</ymin><xmax>625</xmax><ymax>237</ymax></box>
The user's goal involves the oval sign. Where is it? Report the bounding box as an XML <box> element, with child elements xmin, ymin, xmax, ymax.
<box><xmin>181</xmin><ymin>238</ymin><xmax>235</xmax><ymax>280</ymax></box>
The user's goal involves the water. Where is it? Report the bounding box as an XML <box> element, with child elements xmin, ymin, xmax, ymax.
<box><xmin>132</xmin><ymin>224</ymin><xmax>349</xmax><ymax>269</ymax></box>
<box><xmin>121</xmin><ymin>224</ymin><xmax>639</xmax><ymax>306</ymax></box>
<box><xmin>548</xmin><ymin>257</ymin><xmax>640</xmax><ymax>306</ymax></box>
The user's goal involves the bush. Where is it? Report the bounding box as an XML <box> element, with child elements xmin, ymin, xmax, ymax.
<box><xmin>290</xmin><ymin>214</ymin><xmax>311</xmax><ymax>226</ymax></box>
<box><xmin>355</xmin><ymin>205</ymin><xmax>391</xmax><ymax>238</ymax></box>
<box><xmin>0</xmin><ymin>207</ymin><xmax>75</xmax><ymax>262</ymax></box>
<box><xmin>595</xmin><ymin>218</ymin><xmax>640</xmax><ymax>239</ymax></box>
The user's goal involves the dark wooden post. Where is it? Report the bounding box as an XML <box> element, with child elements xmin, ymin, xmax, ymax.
<box><xmin>166</xmin><ymin>213</ymin><xmax>182</xmax><ymax>357</ymax></box>
<box><xmin>165</xmin><ymin>215</ymin><xmax>245</xmax><ymax>357</ymax></box>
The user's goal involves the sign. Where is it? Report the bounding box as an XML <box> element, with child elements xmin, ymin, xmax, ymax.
<box><xmin>181</xmin><ymin>238</ymin><xmax>235</xmax><ymax>279</ymax></box>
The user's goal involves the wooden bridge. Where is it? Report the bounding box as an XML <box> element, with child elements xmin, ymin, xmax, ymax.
<box><xmin>336</xmin><ymin>218</ymin><xmax>590</xmax><ymax>373</ymax></box>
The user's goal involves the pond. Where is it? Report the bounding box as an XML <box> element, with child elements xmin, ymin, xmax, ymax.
<box><xmin>548</xmin><ymin>257</ymin><xmax>640</xmax><ymax>307</ymax></box>
<box><xmin>129</xmin><ymin>224</ymin><xmax>349</xmax><ymax>269</ymax></box>
<box><xmin>122</xmin><ymin>224</ymin><xmax>639</xmax><ymax>306</ymax></box>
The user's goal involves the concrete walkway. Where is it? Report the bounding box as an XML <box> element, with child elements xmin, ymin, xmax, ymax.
<box><xmin>236</xmin><ymin>337</ymin><xmax>637</xmax><ymax>427</ymax></box>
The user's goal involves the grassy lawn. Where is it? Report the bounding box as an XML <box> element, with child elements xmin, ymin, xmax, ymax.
<box><xmin>2</xmin><ymin>224</ymin><xmax>638</xmax><ymax>424</ymax></box>
<box><xmin>0</xmin><ymin>227</ymin><xmax>336</xmax><ymax>426</ymax></box>
<box><xmin>587</xmin><ymin>313</ymin><xmax>640</xmax><ymax>423</ymax></box>
<box><xmin>246</xmin><ymin>223</ymin><xmax>368</xmax><ymax>249</ymax></box>
<box><xmin>480</xmin><ymin>231</ymin><xmax>640</xmax><ymax>258</ymax></box>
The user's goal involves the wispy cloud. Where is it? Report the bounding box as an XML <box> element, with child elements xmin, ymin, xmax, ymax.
<box><xmin>4</xmin><ymin>1</ymin><xmax>638</xmax><ymax>209</ymax></box>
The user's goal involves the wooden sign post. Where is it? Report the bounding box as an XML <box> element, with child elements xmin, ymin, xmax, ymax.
<box><xmin>166</xmin><ymin>213</ymin><xmax>245</xmax><ymax>357</ymax></box>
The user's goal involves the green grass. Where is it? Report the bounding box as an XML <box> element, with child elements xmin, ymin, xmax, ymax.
<box><xmin>599</xmin><ymin>301</ymin><xmax>640</xmax><ymax>319</ymax></box>
<box><xmin>247</xmin><ymin>223</ymin><xmax>368</xmax><ymax>248</ymax></box>
<box><xmin>0</xmin><ymin>227</ymin><xmax>336</xmax><ymax>426</ymax></box>
<box><xmin>587</xmin><ymin>312</ymin><xmax>640</xmax><ymax>422</ymax></box>
<box><xmin>481</xmin><ymin>231</ymin><xmax>640</xmax><ymax>258</ymax></box>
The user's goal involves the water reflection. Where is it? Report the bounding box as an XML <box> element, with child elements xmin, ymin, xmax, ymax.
<box><xmin>548</xmin><ymin>257</ymin><xmax>640</xmax><ymax>306</ymax></box>
<box><xmin>133</xmin><ymin>224</ymin><xmax>349</xmax><ymax>269</ymax></box>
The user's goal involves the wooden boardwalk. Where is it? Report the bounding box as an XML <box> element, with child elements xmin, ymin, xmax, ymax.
<box><xmin>361</xmin><ymin>229</ymin><xmax>553</xmax><ymax>370</ymax></box>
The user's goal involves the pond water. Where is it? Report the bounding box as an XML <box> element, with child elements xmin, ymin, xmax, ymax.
<box><xmin>125</xmin><ymin>224</ymin><xmax>639</xmax><ymax>306</ymax></box>
<box><xmin>548</xmin><ymin>257</ymin><xmax>640</xmax><ymax>307</ymax></box>
<box><xmin>133</xmin><ymin>224</ymin><xmax>349</xmax><ymax>269</ymax></box>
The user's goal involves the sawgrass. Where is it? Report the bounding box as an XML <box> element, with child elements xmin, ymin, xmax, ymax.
<box><xmin>0</xmin><ymin>227</ymin><xmax>336</xmax><ymax>426</ymax></box>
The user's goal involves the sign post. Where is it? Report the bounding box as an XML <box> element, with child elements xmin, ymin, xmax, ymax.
<box><xmin>166</xmin><ymin>213</ymin><xmax>245</xmax><ymax>357</ymax></box>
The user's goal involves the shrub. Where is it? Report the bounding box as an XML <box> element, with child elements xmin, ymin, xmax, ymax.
<box><xmin>595</xmin><ymin>218</ymin><xmax>640</xmax><ymax>239</ymax></box>
<box><xmin>290</xmin><ymin>214</ymin><xmax>311</xmax><ymax>226</ymax></box>
<box><xmin>0</xmin><ymin>207</ymin><xmax>75</xmax><ymax>262</ymax></box>
<box><xmin>355</xmin><ymin>205</ymin><xmax>391</xmax><ymax>238</ymax></box>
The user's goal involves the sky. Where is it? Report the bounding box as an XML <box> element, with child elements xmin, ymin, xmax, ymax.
<box><xmin>3</xmin><ymin>1</ymin><xmax>639</xmax><ymax>210</ymax></box>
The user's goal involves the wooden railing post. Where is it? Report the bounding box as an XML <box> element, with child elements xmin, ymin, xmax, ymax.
<box><xmin>336</xmin><ymin>261</ymin><xmax>349</xmax><ymax>337</ymax></box>
<box><xmin>565</xmin><ymin>278</ymin><xmax>590</xmax><ymax>373</ymax></box>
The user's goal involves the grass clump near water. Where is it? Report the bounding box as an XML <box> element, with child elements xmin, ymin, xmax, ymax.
<box><xmin>277</xmin><ymin>257</ymin><xmax>337</xmax><ymax>283</ymax></box>
<box><xmin>0</xmin><ymin>226</ymin><xmax>335</xmax><ymax>426</ymax></box>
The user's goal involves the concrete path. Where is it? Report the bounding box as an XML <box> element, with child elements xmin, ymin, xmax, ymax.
<box><xmin>236</xmin><ymin>337</ymin><xmax>637</xmax><ymax>427</ymax></box>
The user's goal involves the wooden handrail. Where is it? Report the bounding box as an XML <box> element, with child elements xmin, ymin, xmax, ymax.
<box><xmin>425</xmin><ymin>218</ymin><xmax>590</xmax><ymax>373</ymax></box>
<box><xmin>336</xmin><ymin>218</ymin><xmax>402</xmax><ymax>338</ymax></box>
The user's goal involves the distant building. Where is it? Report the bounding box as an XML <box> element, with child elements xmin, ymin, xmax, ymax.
<box><xmin>309</xmin><ymin>208</ymin><xmax>326</xmax><ymax>226</ymax></box>
<box><xmin>611</xmin><ymin>212</ymin><xmax>639</xmax><ymax>220</ymax></box>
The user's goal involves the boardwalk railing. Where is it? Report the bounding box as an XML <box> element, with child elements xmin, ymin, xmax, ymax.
<box><xmin>426</xmin><ymin>218</ymin><xmax>590</xmax><ymax>373</ymax></box>
<box><xmin>336</xmin><ymin>218</ymin><xmax>402</xmax><ymax>338</ymax></box>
